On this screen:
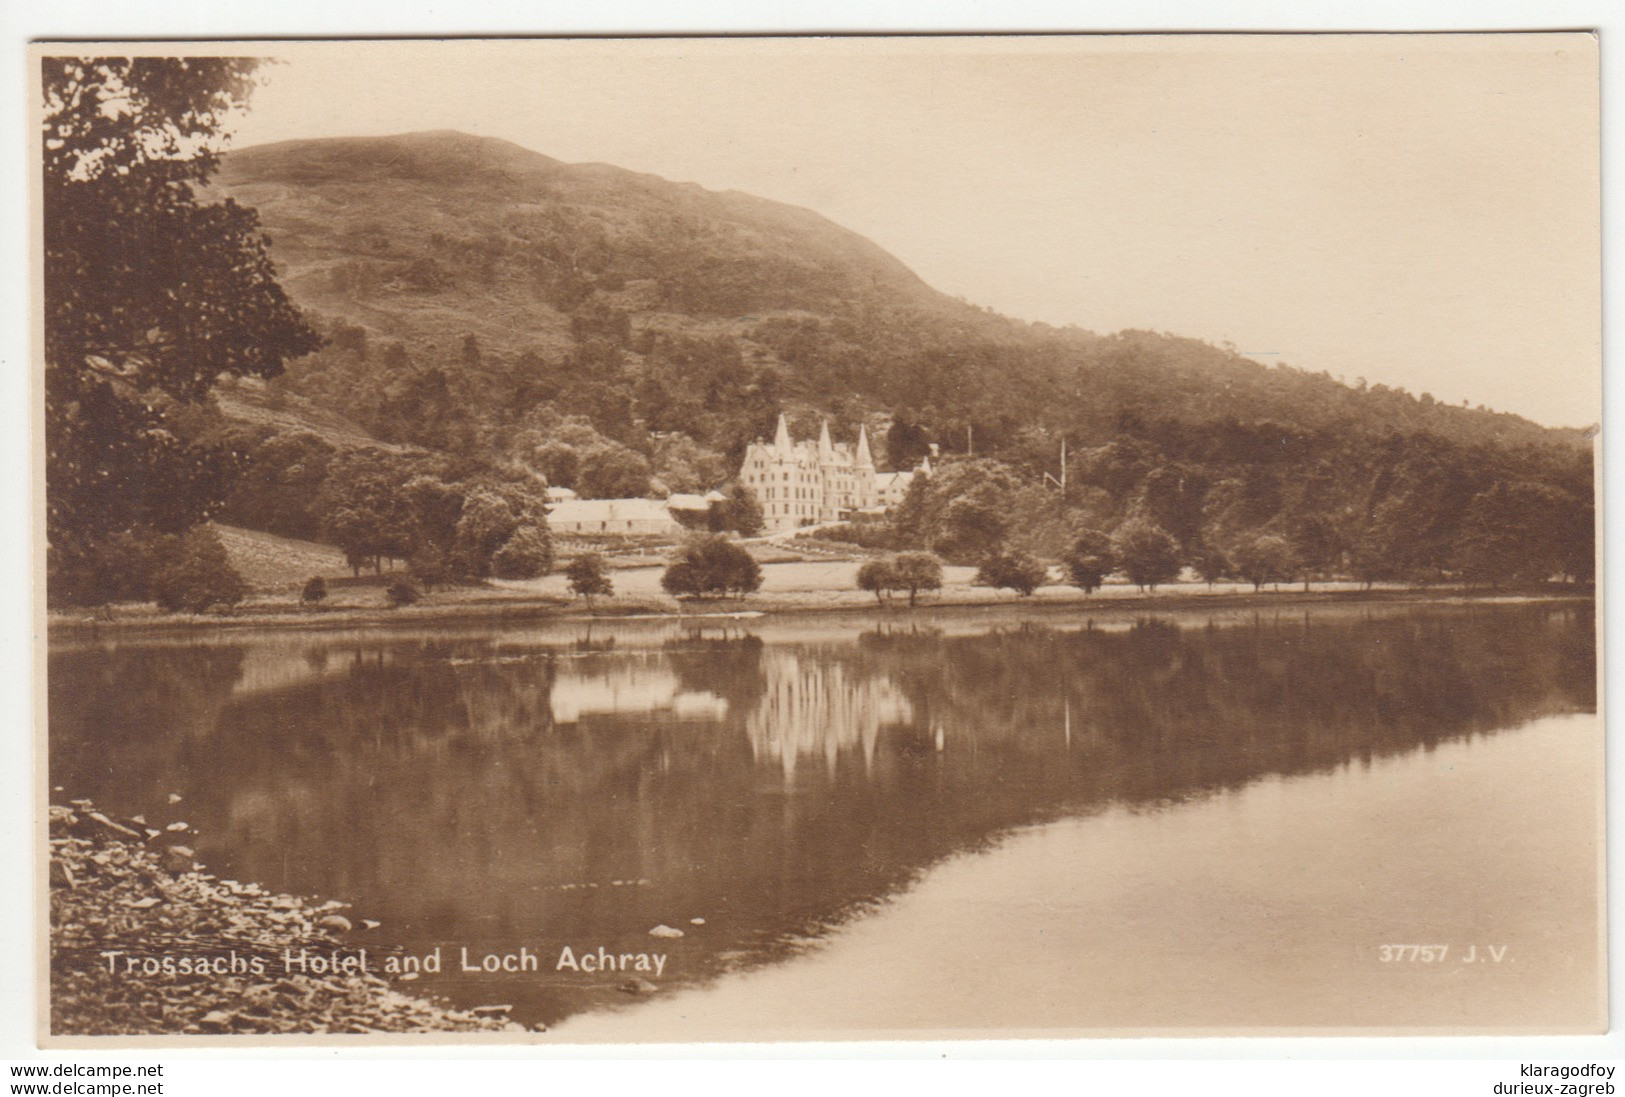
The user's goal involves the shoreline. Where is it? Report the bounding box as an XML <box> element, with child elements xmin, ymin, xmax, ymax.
<box><xmin>48</xmin><ymin>803</ymin><xmax>529</xmax><ymax>1037</ymax></box>
<box><xmin>45</xmin><ymin>579</ymin><xmax>1593</xmax><ymax>641</ymax></box>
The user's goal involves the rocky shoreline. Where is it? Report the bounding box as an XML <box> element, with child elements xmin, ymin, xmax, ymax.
<box><xmin>48</xmin><ymin>802</ymin><xmax>527</xmax><ymax>1037</ymax></box>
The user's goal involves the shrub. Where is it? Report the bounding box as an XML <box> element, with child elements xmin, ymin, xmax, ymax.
<box><xmin>150</xmin><ymin>527</ymin><xmax>246</xmax><ymax>614</ymax></box>
<box><xmin>386</xmin><ymin>577</ymin><xmax>422</xmax><ymax>607</ymax></box>
<box><xmin>301</xmin><ymin>576</ymin><xmax>328</xmax><ymax>605</ymax></box>
<box><xmin>804</xmin><ymin>519</ymin><xmax>894</xmax><ymax>551</ymax></box>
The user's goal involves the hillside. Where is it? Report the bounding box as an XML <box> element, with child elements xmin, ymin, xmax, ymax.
<box><xmin>214</xmin><ymin>130</ymin><xmax>1581</xmax><ymax>464</ymax></box>
<box><xmin>215</xmin><ymin>130</ymin><xmax>968</xmax><ymax>365</ymax></box>
<box><xmin>195</xmin><ymin>130</ymin><xmax>1590</xmax><ymax>590</ymax></box>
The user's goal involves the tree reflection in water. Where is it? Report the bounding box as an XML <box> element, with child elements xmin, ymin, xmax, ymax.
<box><xmin>48</xmin><ymin>602</ymin><xmax>1595</xmax><ymax>1029</ymax></box>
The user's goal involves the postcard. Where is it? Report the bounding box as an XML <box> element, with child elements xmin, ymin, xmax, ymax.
<box><xmin>34</xmin><ymin>33</ymin><xmax>1601</xmax><ymax>1045</ymax></box>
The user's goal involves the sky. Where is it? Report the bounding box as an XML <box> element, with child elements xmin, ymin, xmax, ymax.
<box><xmin>212</xmin><ymin>36</ymin><xmax>1593</xmax><ymax>427</ymax></box>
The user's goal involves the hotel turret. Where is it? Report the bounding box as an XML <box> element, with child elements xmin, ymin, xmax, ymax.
<box><xmin>739</xmin><ymin>414</ymin><xmax>929</xmax><ymax>533</ymax></box>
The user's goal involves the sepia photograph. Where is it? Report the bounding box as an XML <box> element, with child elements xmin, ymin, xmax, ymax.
<box><xmin>33</xmin><ymin>33</ymin><xmax>1601</xmax><ymax>1045</ymax></box>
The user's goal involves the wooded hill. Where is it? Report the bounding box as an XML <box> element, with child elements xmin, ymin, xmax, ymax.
<box><xmin>203</xmin><ymin>129</ymin><xmax>1591</xmax><ymax>586</ymax></box>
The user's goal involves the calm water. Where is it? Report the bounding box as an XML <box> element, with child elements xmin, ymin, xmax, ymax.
<box><xmin>48</xmin><ymin>600</ymin><xmax>1600</xmax><ymax>1035</ymax></box>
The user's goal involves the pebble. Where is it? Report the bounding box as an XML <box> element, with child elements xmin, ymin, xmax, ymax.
<box><xmin>51</xmin><ymin>797</ymin><xmax>520</xmax><ymax>1036</ymax></box>
<box><xmin>160</xmin><ymin>846</ymin><xmax>195</xmax><ymax>874</ymax></box>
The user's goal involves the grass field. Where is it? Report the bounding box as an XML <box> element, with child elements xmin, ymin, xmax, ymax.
<box><xmin>213</xmin><ymin>524</ymin><xmax>355</xmax><ymax>594</ymax></box>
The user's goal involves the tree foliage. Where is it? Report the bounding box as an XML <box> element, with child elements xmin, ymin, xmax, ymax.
<box><xmin>661</xmin><ymin>535</ymin><xmax>762</xmax><ymax>598</ymax></box>
<box><xmin>1063</xmin><ymin>529</ymin><xmax>1115</xmax><ymax>594</ymax></box>
<box><xmin>858</xmin><ymin>552</ymin><xmax>945</xmax><ymax>605</ymax></box>
<box><xmin>890</xmin><ymin>552</ymin><xmax>944</xmax><ymax>606</ymax></box>
<box><xmin>713</xmin><ymin>484</ymin><xmax>764</xmax><ymax>536</ymax></box>
<box><xmin>1230</xmin><ymin>534</ymin><xmax>1298</xmax><ymax>592</ymax></box>
<box><xmin>1456</xmin><ymin>481</ymin><xmax>1586</xmax><ymax>586</ymax></box>
<box><xmin>491</xmin><ymin>523</ymin><xmax>553</xmax><ymax>580</ymax></box>
<box><xmin>565</xmin><ymin>553</ymin><xmax>613</xmax><ymax>602</ymax></box>
<box><xmin>149</xmin><ymin>526</ymin><xmax>246</xmax><ymax>614</ymax></box>
<box><xmin>43</xmin><ymin>57</ymin><xmax>319</xmax><ymax>605</ymax></box>
<box><xmin>974</xmin><ymin>551</ymin><xmax>1048</xmax><ymax>597</ymax></box>
<box><xmin>856</xmin><ymin>558</ymin><xmax>896</xmax><ymax>604</ymax></box>
<box><xmin>1110</xmin><ymin>519</ymin><xmax>1182</xmax><ymax>592</ymax></box>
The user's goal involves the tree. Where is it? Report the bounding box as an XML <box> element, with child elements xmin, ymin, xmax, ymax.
<box><xmin>1063</xmin><ymin>529</ymin><xmax>1114</xmax><ymax>594</ymax></box>
<box><xmin>316</xmin><ymin>450</ymin><xmax>419</xmax><ymax>575</ymax></box>
<box><xmin>577</xmin><ymin>443</ymin><xmax>652</xmax><ymax>499</ymax></box>
<box><xmin>661</xmin><ymin>535</ymin><xmax>762</xmax><ymax>598</ymax></box>
<box><xmin>531</xmin><ymin>440</ymin><xmax>580</xmax><ymax>490</ymax></box>
<box><xmin>1230</xmin><ymin>533</ymin><xmax>1298</xmax><ymax>592</ymax></box>
<box><xmin>1191</xmin><ymin>543</ymin><xmax>1230</xmax><ymax>588</ymax></box>
<box><xmin>1289</xmin><ymin>513</ymin><xmax>1343</xmax><ymax>591</ymax></box>
<box><xmin>857</xmin><ymin>558</ymin><xmax>897</xmax><ymax>605</ymax></box>
<box><xmin>149</xmin><ymin>527</ymin><xmax>245</xmax><ymax>614</ymax></box>
<box><xmin>1110</xmin><ymin>519</ymin><xmax>1182</xmax><ymax>592</ymax></box>
<box><xmin>491</xmin><ymin>523</ymin><xmax>554</xmax><ymax>580</ymax></box>
<box><xmin>1455</xmin><ymin>481</ymin><xmax>1577</xmax><ymax>587</ymax></box>
<box><xmin>890</xmin><ymin>552</ymin><xmax>944</xmax><ymax>607</ymax></box>
<box><xmin>565</xmin><ymin>553</ymin><xmax>613</xmax><ymax>604</ymax></box>
<box><xmin>714</xmin><ymin>484</ymin><xmax>764</xmax><ymax>537</ymax></box>
<box><xmin>221</xmin><ymin>429</ymin><xmax>335</xmax><ymax>541</ymax></box>
<box><xmin>889</xmin><ymin>458</ymin><xmax>1021</xmax><ymax>564</ymax></box>
<box><xmin>451</xmin><ymin>489</ymin><xmax>520</xmax><ymax>578</ymax></box>
<box><xmin>974</xmin><ymin>551</ymin><xmax>1048</xmax><ymax>597</ymax></box>
<box><xmin>939</xmin><ymin>495</ymin><xmax>1008</xmax><ymax>565</ymax></box>
<box><xmin>408</xmin><ymin>543</ymin><xmax>453</xmax><ymax>588</ymax></box>
<box><xmin>44</xmin><ymin>58</ymin><xmax>319</xmax><ymax>604</ymax></box>
<box><xmin>660</xmin><ymin>560</ymin><xmax>703</xmax><ymax>598</ymax></box>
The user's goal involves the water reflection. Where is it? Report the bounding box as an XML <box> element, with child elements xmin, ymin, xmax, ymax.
<box><xmin>745</xmin><ymin>651</ymin><xmax>910</xmax><ymax>778</ymax></box>
<box><xmin>48</xmin><ymin>602</ymin><xmax>1595</xmax><ymax>1030</ymax></box>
